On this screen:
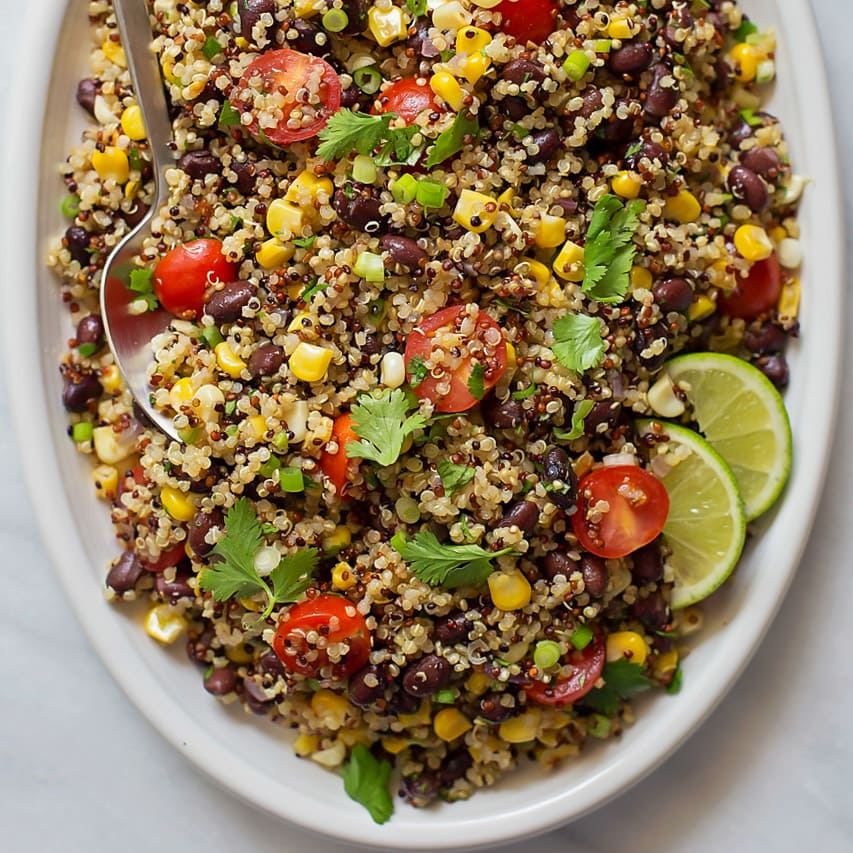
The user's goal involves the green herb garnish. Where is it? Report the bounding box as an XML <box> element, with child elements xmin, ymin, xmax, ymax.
<box><xmin>551</xmin><ymin>313</ymin><xmax>606</xmax><ymax>374</ymax></box>
<box><xmin>316</xmin><ymin>109</ymin><xmax>422</xmax><ymax>165</ymax></box>
<box><xmin>346</xmin><ymin>388</ymin><xmax>427</xmax><ymax>467</ymax></box>
<box><xmin>424</xmin><ymin>111</ymin><xmax>479</xmax><ymax>168</ymax></box>
<box><xmin>466</xmin><ymin>363</ymin><xmax>485</xmax><ymax>400</ymax></box>
<box><xmin>202</xmin><ymin>36</ymin><xmax>223</xmax><ymax>60</ymax></box>
<box><xmin>218</xmin><ymin>99</ymin><xmax>241</xmax><ymax>129</ymax></box>
<box><xmin>406</xmin><ymin>355</ymin><xmax>429</xmax><ymax>388</ymax></box>
<box><xmin>553</xmin><ymin>399</ymin><xmax>595</xmax><ymax>440</ymax></box>
<box><xmin>583</xmin><ymin>659</ymin><xmax>653</xmax><ymax>715</ymax></box>
<box><xmin>437</xmin><ymin>460</ymin><xmax>475</xmax><ymax>495</ymax></box>
<box><xmin>342</xmin><ymin>743</ymin><xmax>394</xmax><ymax>825</ymax></box>
<box><xmin>581</xmin><ymin>194</ymin><xmax>641</xmax><ymax>304</ymax></box>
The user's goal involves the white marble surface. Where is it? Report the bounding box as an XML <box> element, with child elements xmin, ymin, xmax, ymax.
<box><xmin>2</xmin><ymin>2</ymin><xmax>851</xmax><ymax>851</ymax></box>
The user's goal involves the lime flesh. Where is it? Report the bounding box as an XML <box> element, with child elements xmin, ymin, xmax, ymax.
<box><xmin>637</xmin><ymin>419</ymin><xmax>747</xmax><ymax>609</ymax></box>
<box><xmin>663</xmin><ymin>353</ymin><xmax>793</xmax><ymax>521</ymax></box>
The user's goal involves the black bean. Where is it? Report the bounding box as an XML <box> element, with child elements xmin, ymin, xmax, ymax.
<box><xmin>400</xmin><ymin>771</ymin><xmax>440</xmax><ymax>802</ymax></box>
<box><xmin>433</xmin><ymin>612</ymin><xmax>469</xmax><ymax>644</ymax></box>
<box><xmin>205</xmin><ymin>281</ymin><xmax>256</xmax><ymax>324</ymax></box>
<box><xmin>76</xmin><ymin>78</ymin><xmax>98</xmax><ymax>116</ymax></box>
<box><xmin>631</xmin><ymin>543</ymin><xmax>663</xmax><ymax>584</ymax></box>
<box><xmin>188</xmin><ymin>509</ymin><xmax>224</xmax><ymax>557</ymax></box>
<box><xmin>583</xmin><ymin>400</ymin><xmax>624</xmax><ymax>437</ymax></box>
<box><xmin>248</xmin><ymin>342</ymin><xmax>285</xmax><ymax>378</ymax></box>
<box><xmin>501</xmin><ymin>58</ymin><xmax>546</xmax><ymax>86</ymax></box>
<box><xmin>439</xmin><ymin>750</ymin><xmax>473</xmax><ymax>785</ymax></box>
<box><xmin>121</xmin><ymin>201</ymin><xmax>150</xmax><ymax>229</ymax></box>
<box><xmin>632</xmin><ymin>592</ymin><xmax>670</xmax><ymax>631</ymax></box>
<box><xmin>610</xmin><ymin>42</ymin><xmax>653</xmax><ymax>75</ymax></box>
<box><xmin>740</xmin><ymin>146</ymin><xmax>783</xmax><ymax>181</ymax></box>
<box><xmin>388</xmin><ymin>686</ymin><xmax>420</xmax><ymax>714</ymax></box>
<box><xmin>64</xmin><ymin>225</ymin><xmax>91</xmax><ymax>266</ymax></box>
<box><xmin>644</xmin><ymin>65</ymin><xmax>679</xmax><ymax>117</ymax></box>
<box><xmin>230</xmin><ymin>159</ymin><xmax>256</xmax><ymax>194</ymax></box>
<box><xmin>333</xmin><ymin>189</ymin><xmax>386</xmax><ymax>232</ymax></box>
<box><xmin>286</xmin><ymin>18</ymin><xmax>325</xmax><ymax>54</ymax></box>
<box><xmin>106</xmin><ymin>552</ymin><xmax>145</xmax><ymax>594</ymax></box>
<box><xmin>379</xmin><ymin>234</ymin><xmax>427</xmax><ymax>269</ymax></box>
<box><xmin>204</xmin><ymin>666</ymin><xmax>238</xmax><ymax>696</ymax></box>
<box><xmin>526</xmin><ymin>127</ymin><xmax>561</xmax><ymax>165</ymax></box>
<box><xmin>237</xmin><ymin>0</ymin><xmax>278</xmax><ymax>43</ymax></box>
<box><xmin>341</xmin><ymin>0</ymin><xmax>369</xmax><ymax>35</ymax></box>
<box><xmin>580</xmin><ymin>554</ymin><xmax>608</xmax><ymax>596</ymax></box>
<box><xmin>348</xmin><ymin>664</ymin><xmax>386</xmax><ymax>707</ymax></box>
<box><xmin>579</xmin><ymin>87</ymin><xmax>604</xmax><ymax>119</ymax></box>
<box><xmin>258</xmin><ymin>650</ymin><xmax>287</xmax><ymax>679</ymax></box>
<box><xmin>340</xmin><ymin>85</ymin><xmax>360</xmax><ymax>109</ymax></box>
<box><xmin>601</xmin><ymin>98</ymin><xmax>638</xmax><ymax>144</ymax></box>
<box><xmin>408</xmin><ymin>20</ymin><xmax>439</xmax><ymax>58</ymax></box>
<box><xmin>711</xmin><ymin>57</ymin><xmax>731</xmax><ymax>93</ymax></box>
<box><xmin>242</xmin><ymin>675</ymin><xmax>273</xmax><ymax>714</ymax></box>
<box><xmin>481</xmin><ymin>395</ymin><xmax>524</xmax><ymax>429</ymax></box>
<box><xmin>756</xmin><ymin>354</ymin><xmax>789</xmax><ymax>388</ymax></box>
<box><xmin>727</xmin><ymin>165</ymin><xmax>769</xmax><ymax>214</ymax></box>
<box><xmin>625</xmin><ymin>140</ymin><xmax>669</xmax><ymax>169</ymax></box>
<box><xmin>478</xmin><ymin>690</ymin><xmax>517</xmax><ymax>722</ymax></box>
<box><xmin>633</xmin><ymin>324</ymin><xmax>669</xmax><ymax>370</ymax></box>
<box><xmin>155</xmin><ymin>569</ymin><xmax>194</xmax><ymax>604</ymax></box>
<box><xmin>745</xmin><ymin>322</ymin><xmax>786</xmax><ymax>355</ymax></box>
<box><xmin>542</xmin><ymin>447</ymin><xmax>578</xmax><ymax>511</ymax></box>
<box><xmin>653</xmin><ymin>277</ymin><xmax>693</xmax><ymax>314</ymax></box>
<box><xmin>498</xmin><ymin>500</ymin><xmax>539</xmax><ymax>534</ymax></box>
<box><xmin>177</xmin><ymin>149</ymin><xmax>220</xmax><ymax>180</ymax></box>
<box><xmin>542</xmin><ymin>550</ymin><xmax>577</xmax><ymax>581</ymax></box>
<box><xmin>62</xmin><ymin>373</ymin><xmax>101</xmax><ymax>413</ymax></box>
<box><xmin>76</xmin><ymin>314</ymin><xmax>104</xmax><ymax>348</ymax></box>
<box><xmin>402</xmin><ymin>654</ymin><xmax>451</xmax><ymax>697</ymax></box>
<box><xmin>501</xmin><ymin>95</ymin><xmax>528</xmax><ymax>121</ymax></box>
<box><xmin>361</xmin><ymin>334</ymin><xmax>380</xmax><ymax>356</ymax></box>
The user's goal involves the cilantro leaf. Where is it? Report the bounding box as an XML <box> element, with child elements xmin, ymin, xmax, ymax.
<box><xmin>346</xmin><ymin>388</ymin><xmax>427</xmax><ymax>467</ymax></box>
<box><xmin>406</xmin><ymin>0</ymin><xmax>427</xmax><ymax>17</ymax></box>
<box><xmin>218</xmin><ymin>99</ymin><xmax>241</xmax><ymax>129</ymax></box>
<box><xmin>128</xmin><ymin>268</ymin><xmax>154</xmax><ymax>293</ymax></box>
<box><xmin>554</xmin><ymin>399</ymin><xmax>595</xmax><ymax>440</ymax></box>
<box><xmin>392</xmin><ymin>530</ymin><xmax>513</xmax><ymax>589</ymax></box>
<box><xmin>342</xmin><ymin>743</ymin><xmax>394</xmax><ymax>825</ymax></box>
<box><xmin>581</xmin><ymin>194</ymin><xmax>640</xmax><ymax>304</ymax></box>
<box><xmin>437</xmin><ymin>460</ymin><xmax>475</xmax><ymax>495</ymax></box>
<box><xmin>269</xmin><ymin>548</ymin><xmax>319</xmax><ymax>607</ymax></box>
<box><xmin>300</xmin><ymin>278</ymin><xmax>329</xmax><ymax>302</ymax></box>
<box><xmin>467</xmin><ymin>363</ymin><xmax>485</xmax><ymax>400</ymax></box>
<box><xmin>551</xmin><ymin>313</ymin><xmax>606</xmax><ymax>374</ymax></box>
<box><xmin>317</xmin><ymin>110</ymin><xmax>422</xmax><ymax>164</ymax></box>
<box><xmin>406</xmin><ymin>356</ymin><xmax>429</xmax><ymax>388</ymax></box>
<box><xmin>425</xmin><ymin>111</ymin><xmax>480</xmax><ymax>168</ymax></box>
<box><xmin>292</xmin><ymin>235</ymin><xmax>316</xmax><ymax>248</ymax></box>
<box><xmin>582</xmin><ymin>659</ymin><xmax>653</xmax><ymax>715</ymax></box>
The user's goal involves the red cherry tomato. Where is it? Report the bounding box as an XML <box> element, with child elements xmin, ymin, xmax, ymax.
<box><xmin>373</xmin><ymin>77</ymin><xmax>439</xmax><ymax>125</ymax></box>
<box><xmin>153</xmin><ymin>238</ymin><xmax>237</xmax><ymax>318</ymax></box>
<box><xmin>232</xmin><ymin>49</ymin><xmax>341</xmax><ymax>145</ymax></box>
<box><xmin>142</xmin><ymin>541</ymin><xmax>187</xmax><ymax>573</ymax></box>
<box><xmin>494</xmin><ymin>0</ymin><xmax>559</xmax><ymax>45</ymax></box>
<box><xmin>525</xmin><ymin>634</ymin><xmax>606</xmax><ymax>706</ymax></box>
<box><xmin>572</xmin><ymin>466</ymin><xmax>669</xmax><ymax>559</ymax></box>
<box><xmin>404</xmin><ymin>305</ymin><xmax>507</xmax><ymax>413</ymax></box>
<box><xmin>718</xmin><ymin>255</ymin><xmax>783</xmax><ymax>321</ymax></box>
<box><xmin>320</xmin><ymin>413</ymin><xmax>359</xmax><ymax>496</ymax></box>
<box><xmin>273</xmin><ymin>595</ymin><xmax>371</xmax><ymax>678</ymax></box>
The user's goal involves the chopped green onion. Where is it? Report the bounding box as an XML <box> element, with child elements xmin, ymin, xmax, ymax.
<box><xmin>272</xmin><ymin>431</ymin><xmax>289</xmax><ymax>451</ymax></box>
<box><xmin>533</xmin><ymin>640</ymin><xmax>562</xmax><ymax>670</ymax></box>
<box><xmin>352</xmin><ymin>154</ymin><xmax>377</xmax><ymax>184</ymax></box>
<box><xmin>512</xmin><ymin>384</ymin><xmax>537</xmax><ymax>401</ymax></box>
<box><xmin>390</xmin><ymin>173</ymin><xmax>418</xmax><ymax>204</ymax></box>
<box><xmin>127</xmin><ymin>147</ymin><xmax>143</xmax><ymax>172</ymax></box>
<box><xmin>178</xmin><ymin>426</ymin><xmax>202</xmax><ymax>444</ymax></box>
<box><xmin>77</xmin><ymin>342</ymin><xmax>99</xmax><ymax>358</ymax></box>
<box><xmin>200</xmin><ymin>325</ymin><xmax>224</xmax><ymax>349</ymax></box>
<box><xmin>569</xmin><ymin>625</ymin><xmax>594</xmax><ymax>651</ymax></box>
<box><xmin>367</xmin><ymin>298</ymin><xmax>386</xmax><ymax>325</ymax></box>
<box><xmin>258</xmin><ymin>455</ymin><xmax>282</xmax><ymax>479</ymax></box>
<box><xmin>395</xmin><ymin>496</ymin><xmax>421</xmax><ymax>525</ymax></box>
<box><xmin>734</xmin><ymin>19</ymin><xmax>758</xmax><ymax>42</ymax></box>
<box><xmin>61</xmin><ymin>194</ymin><xmax>81</xmax><ymax>219</ymax></box>
<box><xmin>202</xmin><ymin>36</ymin><xmax>222</xmax><ymax>60</ymax></box>
<box><xmin>353</xmin><ymin>65</ymin><xmax>383</xmax><ymax>95</ymax></box>
<box><xmin>586</xmin><ymin>713</ymin><xmax>611</xmax><ymax>739</ymax></box>
<box><xmin>224</xmin><ymin>424</ymin><xmax>238</xmax><ymax>437</ymax></box>
<box><xmin>739</xmin><ymin>108</ymin><xmax>763</xmax><ymax>127</ymax></box>
<box><xmin>224</xmin><ymin>400</ymin><xmax>237</xmax><ymax>416</ymax></box>
<box><xmin>594</xmin><ymin>39</ymin><xmax>612</xmax><ymax>53</ymax></box>
<box><xmin>321</xmin><ymin>7</ymin><xmax>349</xmax><ymax>32</ymax></box>
<box><xmin>416</xmin><ymin>179</ymin><xmax>448</xmax><ymax>209</ymax></box>
<box><xmin>562</xmin><ymin>50</ymin><xmax>591</xmax><ymax>81</ymax></box>
<box><xmin>433</xmin><ymin>688</ymin><xmax>457</xmax><ymax>704</ymax></box>
<box><xmin>353</xmin><ymin>250</ymin><xmax>385</xmax><ymax>282</ymax></box>
<box><xmin>72</xmin><ymin>422</ymin><xmax>94</xmax><ymax>443</ymax></box>
<box><xmin>279</xmin><ymin>466</ymin><xmax>306</xmax><ymax>493</ymax></box>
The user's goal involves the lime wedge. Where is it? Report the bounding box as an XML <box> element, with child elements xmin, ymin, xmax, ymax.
<box><xmin>662</xmin><ymin>353</ymin><xmax>792</xmax><ymax>521</ymax></box>
<box><xmin>637</xmin><ymin>419</ymin><xmax>747</xmax><ymax>609</ymax></box>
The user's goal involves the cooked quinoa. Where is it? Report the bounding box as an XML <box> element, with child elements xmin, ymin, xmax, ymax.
<box><xmin>49</xmin><ymin>0</ymin><xmax>802</xmax><ymax>820</ymax></box>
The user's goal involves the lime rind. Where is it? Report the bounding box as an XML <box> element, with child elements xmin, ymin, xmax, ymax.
<box><xmin>636</xmin><ymin>419</ymin><xmax>747</xmax><ymax>609</ymax></box>
<box><xmin>663</xmin><ymin>352</ymin><xmax>793</xmax><ymax>521</ymax></box>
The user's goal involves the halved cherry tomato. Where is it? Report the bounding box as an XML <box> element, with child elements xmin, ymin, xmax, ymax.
<box><xmin>233</xmin><ymin>49</ymin><xmax>341</xmax><ymax>145</ymax></box>
<box><xmin>525</xmin><ymin>634</ymin><xmax>606</xmax><ymax>706</ymax></box>
<box><xmin>572</xmin><ymin>465</ymin><xmax>669</xmax><ymax>559</ymax></box>
<box><xmin>494</xmin><ymin>0</ymin><xmax>559</xmax><ymax>45</ymax></box>
<box><xmin>142</xmin><ymin>541</ymin><xmax>187</xmax><ymax>573</ymax></box>
<box><xmin>153</xmin><ymin>238</ymin><xmax>237</xmax><ymax>318</ymax></box>
<box><xmin>320</xmin><ymin>412</ymin><xmax>359</xmax><ymax>496</ymax></box>
<box><xmin>273</xmin><ymin>594</ymin><xmax>371</xmax><ymax>678</ymax></box>
<box><xmin>373</xmin><ymin>77</ymin><xmax>438</xmax><ymax>125</ymax></box>
<box><xmin>404</xmin><ymin>305</ymin><xmax>507</xmax><ymax>413</ymax></box>
<box><xmin>718</xmin><ymin>254</ymin><xmax>782</xmax><ymax>321</ymax></box>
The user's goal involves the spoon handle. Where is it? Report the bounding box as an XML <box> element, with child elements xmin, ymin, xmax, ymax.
<box><xmin>112</xmin><ymin>0</ymin><xmax>174</xmax><ymax>200</ymax></box>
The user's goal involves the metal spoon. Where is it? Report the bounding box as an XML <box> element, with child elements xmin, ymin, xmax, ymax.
<box><xmin>100</xmin><ymin>0</ymin><xmax>180</xmax><ymax>441</ymax></box>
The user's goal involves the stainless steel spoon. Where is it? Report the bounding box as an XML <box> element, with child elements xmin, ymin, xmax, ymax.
<box><xmin>100</xmin><ymin>0</ymin><xmax>180</xmax><ymax>441</ymax></box>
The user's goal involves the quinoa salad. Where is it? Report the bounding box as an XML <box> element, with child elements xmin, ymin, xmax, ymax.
<box><xmin>49</xmin><ymin>0</ymin><xmax>804</xmax><ymax>823</ymax></box>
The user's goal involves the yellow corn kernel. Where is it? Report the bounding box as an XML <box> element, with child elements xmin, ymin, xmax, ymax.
<box><xmin>465</xmin><ymin>671</ymin><xmax>492</xmax><ymax>696</ymax></box>
<box><xmin>322</xmin><ymin>524</ymin><xmax>352</xmax><ymax>554</ymax></box>
<box><xmin>434</xmin><ymin>708</ymin><xmax>472</xmax><ymax>742</ymax></box>
<box><xmin>244</xmin><ymin>415</ymin><xmax>266</xmax><ymax>441</ymax></box>
<box><xmin>337</xmin><ymin>728</ymin><xmax>371</xmax><ymax>747</ymax></box>
<box><xmin>552</xmin><ymin>240</ymin><xmax>585</xmax><ymax>282</ymax></box>
<box><xmin>124</xmin><ymin>180</ymin><xmax>140</xmax><ymax>200</ymax></box>
<box><xmin>630</xmin><ymin>266</ymin><xmax>653</xmax><ymax>291</ymax></box>
<box><xmin>288</xmin><ymin>311</ymin><xmax>312</xmax><ymax>333</ymax></box>
<box><xmin>332</xmin><ymin>560</ymin><xmax>357</xmax><ymax>591</ymax></box>
<box><xmin>460</xmin><ymin>51</ymin><xmax>492</xmax><ymax>85</ymax></box>
<box><xmin>777</xmin><ymin>277</ymin><xmax>800</xmax><ymax>318</ymax></box>
<box><xmin>256</xmin><ymin>238</ymin><xmax>294</xmax><ymax>270</ymax></box>
<box><xmin>120</xmin><ymin>104</ymin><xmax>146</xmax><ymax>141</ymax></box>
<box><xmin>734</xmin><ymin>224</ymin><xmax>773</xmax><ymax>262</ymax></box>
<box><xmin>710</xmin><ymin>258</ymin><xmax>737</xmax><ymax>292</ymax></box>
<box><xmin>169</xmin><ymin>377</ymin><xmax>195</xmax><ymax>411</ymax></box>
<box><xmin>608</xmin><ymin>15</ymin><xmax>636</xmax><ymax>39</ymax></box>
<box><xmin>238</xmin><ymin>595</ymin><xmax>264</xmax><ymax>612</ymax></box>
<box><xmin>289</xmin><ymin>342</ymin><xmax>333</xmax><ymax>383</ymax></box>
<box><xmin>92</xmin><ymin>464</ymin><xmax>119</xmax><ymax>501</ymax></box>
<box><xmin>612</xmin><ymin>170</ymin><xmax>642</xmax><ymax>200</ymax></box>
<box><xmin>215</xmin><ymin>341</ymin><xmax>247</xmax><ymax>378</ymax></box>
<box><xmin>456</xmin><ymin>25</ymin><xmax>492</xmax><ymax>53</ymax></box>
<box><xmin>664</xmin><ymin>189</ymin><xmax>702</xmax><ymax>224</ymax></box>
<box><xmin>381</xmin><ymin>736</ymin><xmax>411</xmax><ymax>755</ymax></box>
<box><xmin>653</xmin><ymin>649</ymin><xmax>679</xmax><ymax>680</ymax></box>
<box><xmin>452</xmin><ymin>189</ymin><xmax>499</xmax><ymax>233</ymax></box>
<box><xmin>769</xmin><ymin>225</ymin><xmax>788</xmax><ymax>243</ymax></box>
<box><xmin>497</xmin><ymin>186</ymin><xmax>517</xmax><ymax>213</ymax></box>
<box><xmin>102</xmin><ymin>39</ymin><xmax>127</xmax><ymax>68</ymax></box>
<box><xmin>225</xmin><ymin>642</ymin><xmax>255</xmax><ymax>665</ymax></box>
<box><xmin>499</xmin><ymin>708</ymin><xmax>542</xmax><ymax>744</ymax></box>
<box><xmin>488</xmin><ymin>569</ymin><xmax>532</xmax><ymax>611</ymax></box>
<box><xmin>284</xmin><ymin>170</ymin><xmax>333</xmax><ymax>206</ymax></box>
<box><xmin>518</xmin><ymin>257</ymin><xmax>551</xmax><ymax>288</ymax></box>
<box><xmin>266</xmin><ymin>198</ymin><xmax>304</xmax><ymax>240</ymax></box>
<box><xmin>160</xmin><ymin>485</ymin><xmax>196</xmax><ymax>522</ymax></box>
<box><xmin>606</xmin><ymin>630</ymin><xmax>649</xmax><ymax>666</ymax></box>
<box><xmin>193</xmin><ymin>383</ymin><xmax>225</xmax><ymax>421</ymax></box>
<box><xmin>688</xmin><ymin>294</ymin><xmax>716</xmax><ymax>322</ymax></box>
<box><xmin>533</xmin><ymin>214</ymin><xmax>567</xmax><ymax>249</ymax></box>
<box><xmin>144</xmin><ymin>604</ymin><xmax>186</xmax><ymax>644</ymax></box>
<box><xmin>92</xmin><ymin>426</ymin><xmax>133</xmax><ymax>465</ymax></box>
<box><xmin>91</xmin><ymin>146</ymin><xmax>130</xmax><ymax>184</ymax></box>
<box><xmin>100</xmin><ymin>364</ymin><xmax>123</xmax><ymax>394</ymax></box>
<box><xmin>293</xmin><ymin>733</ymin><xmax>320</xmax><ymax>756</ymax></box>
<box><xmin>505</xmin><ymin>340</ymin><xmax>517</xmax><ymax>373</ymax></box>
<box><xmin>730</xmin><ymin>43</ymin><xmax>761</xmax><ymax>83</ymax></box>
<box><xmin>398</xmin><ymin>700</ymin><xmax>432</xmax><ymax>728</ymax></box>
<box><xmin>367</xmin><ymin>5</ymin><xmax>407</xmax><ymax>47</ymax></box>
<box><xmin>430</xmin><ymin>71</ymin><xmax>465</xmax><ymax>111</ymax></box>
<box><xmin>311</xmin><ymin>689</ymin><xmax>351</xmax><ymax>730</ymax></box>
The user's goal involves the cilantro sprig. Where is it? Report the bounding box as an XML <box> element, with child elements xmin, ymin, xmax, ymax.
<box><xmin>424</xmin><ymin>111</ymin><xmax>480</xmax><ymax>168</ymax></box>
<box><xmin>346</xmin><ymin>388</ymin><xmax>427</xmax><ymax>467</ymax></box>
<box><xmin>437</xmin><ymin>460</ymin><xmax>475</xmax><ymax>495</ymax></box>
<box><xmin>552</xmin><ymin>313</ymin><xmax>607</xmax><ymax>374</ymax></box>
<box><xmin>554</xmin><ymin>399</ymin><xmax>595</xmax><ymax>440</ymax></box>
<box><xmin>316</xmin><ymin>109</ymin><xmax>422</xmax><ymax>165</ymax></box>
<box><xmin>342</xmin><ymin>743</ymin><xmax>394</xmax><ymax>824</ymax></box>
<box><xmin>582</xmin><ymin>194</ymin><xmax>641</xmax><ymax>304</ymax></box>
<box><xmin>198</xmin><ymin>498</ymin><xmax>318</xmax><ymax>619</ymax></box>
<box><xmin>582</xmin><ymin>659</ymin><xmax>653</xmax><ymax>715</ymax></box>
